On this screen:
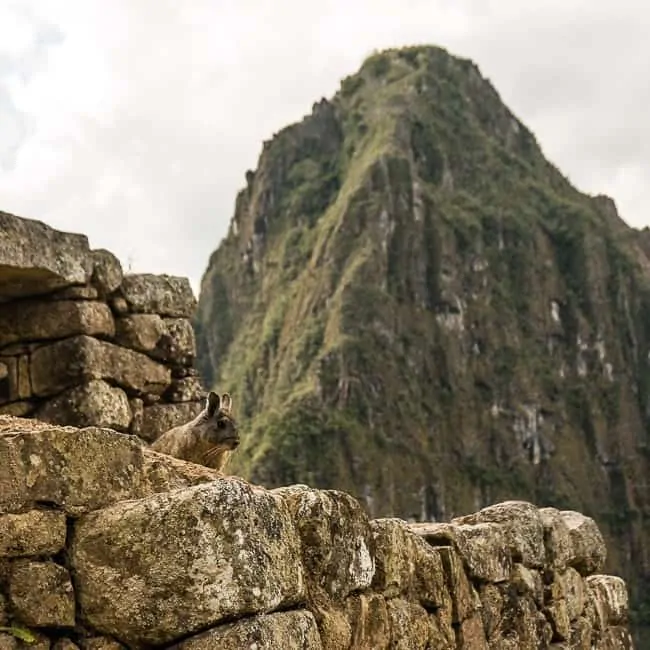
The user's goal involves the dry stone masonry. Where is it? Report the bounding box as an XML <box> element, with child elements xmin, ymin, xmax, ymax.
<box><xmin>0</xmin><ymin>415</ymin><xmax>635</xmax><ymax>649</ymax></box>
<box><xmin>0</xmin><ymin>210</ymin><xmax>204</xmax><ymax>441</ymax></box>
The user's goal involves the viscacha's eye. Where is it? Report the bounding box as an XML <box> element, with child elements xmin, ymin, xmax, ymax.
<box><xmin>217</xmin><ymin>420</ymin><xmax>227</xmax><ymax>429</ymax></box>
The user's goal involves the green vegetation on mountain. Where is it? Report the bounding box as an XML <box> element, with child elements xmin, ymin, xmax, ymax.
<box><xmin>194</xmin><ymin>45</ymin><xmax>650</xmax><ymax>629</ymax></box>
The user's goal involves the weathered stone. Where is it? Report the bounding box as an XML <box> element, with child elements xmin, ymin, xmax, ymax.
<box><xmin>141</xmin><ymin>446</ymin><xmax>221</xmax><ymax>492</ymax></box>
<box><xmin>587</xmin><ymin>575</ymin><xmax>629</xmax><ymax>628</ymax></box>
<box><xmin>569</xmin><ymin>617</ymin><xmax>592</xmax><ymax>649</ymax></box>
<box><xmin>50</xmin><ymin>285</ymin><xmax>99</xmax><ymax>301</ymax></box>
<box><xmin>535</xmin><ymin>611</ymin><xmax>554</xmax><ymax>648</ymax></box>
<box><xmin>120</xmin><ymin>274</ymin><xmax>197</xmax><ymax>318</ymax></box>
<box><xmin>114</xmin><ymin>316</ymin><xmax>196</xmax><ymax>366</ymax></box>
<box><xmin>0</xmin><ymin>509</ymin><xmax>66</xmax><ymax>557</ymax></box>
<box><xmin>114</xmin><ymin>314</ymin><xmax>168</xmax><ymax>355</ymax></box>
<box><xmin>109</xmin><ymin>296</ymin><xmax>129</xmax><ymax>315</ymax></box>
<box><xmin>0</xmin><ymin>210</ymin><xmax>93</xmax><ymax>299</ymax></box>
<box><xmin>164</xmin><ymin>376</ymin><xmax>204</xmax><ymax>402</ymax></box>
<box><xmin>171</xmin><ymin>365</ymin><xmax>199</xmax><ymax>379</ymax></box>
<box><xmin>371</xmin><ymin>518</ymin><xmax>447</xmax><ymax>606</ymax></box>
<box><xmin>345</xmin><ymin>593</ymin><xmax>389</xmax><ymax>650</ymax></box>
<box><xmin>35</xmin><ymin>380</ymin><xmax>132</xmax><ymax>432</ymax></box>
<box><xmin>272</xmin><ymin>485</ymin><xmax>374</xmax><ymax>599</ymax></box>
<box><xmin>428</xmin><ymin>612</ymin><xmax>455</xmax><ymax>649</ymax></box>
<box><xmin>52</xmin><ymin>640</ymin><xmax>80</xmax><ymax>650</ymax></box>
<box><xmin>593</xmin><ymin>626</ymin><xmax>634</xmax><ymax>649</ymax></box>
<box><xmin>453</xmin><ymin>500</ymin><xmax>545</xmax><ymax>568</ymax></box>
<box><xmin>0</xmin><ymin>401</ymin><xmax>34</xmax><ymax>417</ymax></box>
<box><xmin>141</xmin><ymin>401</ymin><xmax>203</xmax><ymax>443</ymax></box>
<box><xmin>408</xmin><ymin>521</ymin><xmax>459</xmax><ymax>547</ymax></box>
<box><xmin>71</xmin><ymin>480</ymin><xmax>305</xmax><ymax>647</ymax></box>
<box><xmin>169</xmin><ymin>610</ymin><xmax>322</xmax><ymax>650</ymax></box>
<box><xmin>91</xmin><ymin>250</ymin><xmax>123</xmax><ymax>297</ymax></box>
<box><xmin>310</xmin><ymin>603</ymin><xmax>351</xmax><ymax>650</ymax></box>
<box><xmin>0</xmin><ymin>355</ymin><xmax>31</xmax><ymax>404</ymax></box>
<box><xmin>0</xmin><ymin>416</ymin><xmax>218</xmax><ymax>515</ymax></box>
<box><xmin>0</xmin><ymin>635</ymin><xmax>16</xmax><ymax>650</ymax></box>
<box><xmin>479</xmin><ymin>583</ymin><xmax>504</xmax><ymax>640</ymax></box>
<box><xmin>560</xmin><ymin>567</ymin><xmax>586</xmax><ymax>621</ymax></box>
<box><xmin>8</xmin><ymin>560</ymin><xmax>75</xmax><ymax>627</ymax></box>
<box><xmin>386</xmin><ymin>599</ymin><xmax>431</xmax><ymax>650</ymax></box>
<box><xmin>77</xmin><ymin>637</ymin><xmax>125</xmax><ymax>650</ymax></box>
<box><xmin>511</xmin><ymin>563</ymin><xmax>544</xmax><ymax>606</ymax></box>
<box><xmin>371</xmin><ymin>518</ymin><xmax>412</xmax><ymax>597</ymax></box>
<box><xmin>436</xmin><ymin>546</ymin><xmax>476</xmax><ymax>623</ymax></box>
<box><xmin>0</xmin><ymin>593</ymin><xmax>7</xmax><ymax>624</ymax></box>
<box><xmin>545</xmin><ymin>598</ymin><xmax>571</xmax><ymax>641</ymax></box>
<box><xmin>0</xmin><ymin>420</ymin><xmax>143</xmax><ymax>514</ymax></box>
<box><xmin>163</xmin><ymin>318</ymin><xmax>197</xmax><ymax>364</ymax></box>
<box><xmin>487</xmin><ymin>633</ymin><xmax>521</xmax><ymax>650</ymax></box>
<box><xmin>512</xmin><ymin>595</ymin><xmax>547</xmax><ymax>649</ymax></box>
<box><xmin>0</xmin><ymin>341</ymin><xmax>37</xmax><ymax>355</ymax></box>
<box><xmin>0</xmin><ymin>300</ymin><xmax>114</xmax><ymax>348</ymax></box>
<box><xmin>30</xmin><ymin>335</ymin><xmax>171</xmax><ymax>397</ymax></box>
<box><xmin>560</xmin><ymin>510</ymin><xmax>607</xmax><ymax>575</ymax></box>
<box><xmin>129</xmin><ymin>398</ymin><xmax>144</xmax><ymax>436</ymax></box>
<box><xmin>457</xmin><ymin>612</ymin><xmax>489</xmax><ymax>649</ymax></box>
<box><xmin>539</xmin><ymin>507</ymin><xmax>574</xmax><ymax>570</ymax></box>
<box><xmin>454</xmin><ymin>522</ymin><xmax>512</xmax><ymax>582</ymax></box>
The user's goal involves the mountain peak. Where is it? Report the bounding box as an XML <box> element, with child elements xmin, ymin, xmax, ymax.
<box><xmin>195</xmin><ymin>44</ymin><xmax>650</xmax><ymax>632</ymax></box>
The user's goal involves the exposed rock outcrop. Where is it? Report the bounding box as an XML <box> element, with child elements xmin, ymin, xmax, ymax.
<box><xmin>0</xmin><ymin>210</ymin><xmax>202</xmax><ymax>441</ymax></box>
<box><xmin>0</xmin><ymin>416</ymin><xmax>636</xmax><ymax>649</ymax></box>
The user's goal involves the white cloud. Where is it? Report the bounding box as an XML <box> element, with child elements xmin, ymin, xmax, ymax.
<box><xmin>0</xmin><ymin>0</ymin><xmax>648</xmax><ymax>293</ymax></box>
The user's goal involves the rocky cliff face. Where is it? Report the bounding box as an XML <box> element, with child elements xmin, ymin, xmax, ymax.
<box><xmin>0</xmin><ymin>210</ymin><xmax>204</xmax><ymax>439</ymax></box>
<box><xmin>0</xmin><ymin>416</ymin><xmax>635</xmax><ymax>649</ymax></box>
<box><xmin>194</xmin><ymin>46</ymin><xmax>650</xmax><ymax>633</ymax></box>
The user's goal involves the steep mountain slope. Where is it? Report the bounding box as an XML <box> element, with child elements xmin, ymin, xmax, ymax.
<box><xmin>195</xmin><ymin>46</ymin><xmax>650</xmax><ymax>627</ymax></box>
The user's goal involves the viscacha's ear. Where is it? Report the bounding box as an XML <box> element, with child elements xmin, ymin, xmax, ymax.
<box><xmin>221</xmin><ymin>392</ymin><xmax>233</xmax><ymax>413</ymax></box>
<box><xmin>206</xmin><ymin>391</ymin><xmax>220</xmax><ymax>416</ymax></box>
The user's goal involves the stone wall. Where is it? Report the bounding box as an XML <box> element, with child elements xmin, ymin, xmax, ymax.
<box><xmin>0</xmin><ymin>210</ymin><xmax>204</xmax><ymax>441</ymax></box>
<box><xmin>0</xmin><ymin>416</ymin><xmax>634</xmax><ymax>650</ymax></box>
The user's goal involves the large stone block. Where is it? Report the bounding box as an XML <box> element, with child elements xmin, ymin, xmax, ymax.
<box><xmin>0</xmin><ymin>211</ymin><xmax>93</xmax><ymax>300</ymax></box>
<box><xmin>71</xmin><ymin>480</ymin><xmax>305</xmax><ymax>647</ymax></box>
<box><xmin>169</xmin><ymin>611</ymin><xmax>322</xmax><ymax>650</ymax></box>
<box><xmin>345</xmin><ymin>593</ymin><xmax>389</xmax><ymax>650</ymax></box>
<box><xmin>120</xmin><ymin>274</ymin><xmax>197</xmax><ymax>318</ymax></box>
<box><xmin>539</xmin><ymin>507</ymin><xmax>574</xmax><ymax>570</ymax></box>
<box><xmin>273</xmin><ymin>485</ymin><xmax>375</xmax><ymax>600</ymax></box>
<box><xmin>386</xmin><ymin>599</ymin><xmax>433</xmax><ymax>650</ymax></box>
<box><xmin>114</xmin><ymin>315</ymin><xmax>196</xmax><ymax>366</ymax></box>
<box><xmin>370</xmin><ymin>518</ymin><xmax>447</xmax><ymax>606</ymax></box>
<box><xmin>30</xmin><ymin>335</ymin><xmax>171</xmax><ymax>397</ymax></box>
<box><xmin>0</xmin><ymin>510</ymin><xmax>66</xmax><ymax>557</ymax></box>
<box><xmin>35</xmin><ymin>380</ymin><xmax>132</xmax><ymax>431</ymax></box>
<box><xmin>587</xmin><ymin>575</ymin><xmax>629</xmax><ymax>629</ymax></box>
<box><xmin>114</xmin><ymin>314</ymin><xmax>168</xmax><ymax>355</ymax></box>
<box><xmin>8</xmin><ymin>560</ymin><xmax>75</xmax><ymax>627</ymax></box>
<box><xmin>0</xmin><ymin>415</ymin><xmax>219</xmax><ymax>515</ymax></box>
<box><xmin>0</xmin><ymin>300</ymin><xmax>114</xmax><ymax>348</ymax></box>
<box><xmin>560</xmin><ymin>510</ymin><xmax>607</xmax><ymax>575</ymax></box>
<box><xmin>409</xmin><ymin>519</ymin><xmax>511</xmax><ymax>583</ymax></box>
<box><xmin>452</xmin><ymin>500</ymin><xmax>545</xmax><ymax>568</ymax></box>
<box><xmin>163</xmin><ymin>317</ymin><xmax>196</xmax><ymax>365</ymax></box>
<box><xmin>163</xmin><ymin>376</ymin><xmax>204</xmax><ymax>403</ymax></box>
<box><xmin>90</xmin><ymin>250</ymin><xmax>123</xmax><ymax>297</ymax></box>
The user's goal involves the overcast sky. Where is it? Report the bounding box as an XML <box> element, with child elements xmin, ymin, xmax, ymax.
<box><xmin>0</xmin><ymin>1</ymin><xmax>648</xmax><ymax>295</ymax></box>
